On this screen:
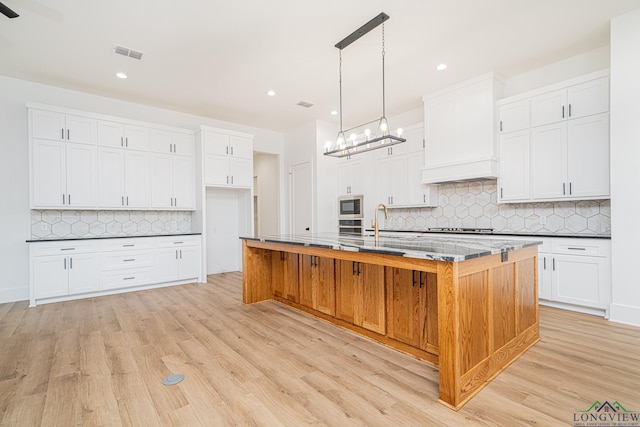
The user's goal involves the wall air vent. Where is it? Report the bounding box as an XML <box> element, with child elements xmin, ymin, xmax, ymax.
<box><xmin>113</xmin><ymin>44</ymin><xmax>144</xmax><ymax>60</ymax></box>
<box><xmin>297</xmin><ymin>101</ymin><xmax>314</xmax><ymax>108</ymax></box>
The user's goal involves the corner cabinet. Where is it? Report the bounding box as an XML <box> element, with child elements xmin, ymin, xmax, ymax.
<box><xmin>202</xmin><ymin>129</ymin><xmax>253</xmax><ymax>188</ymax></box>
<box><xmin>497</xmin><ymin>71</ymin><xmax>610</xmax><ymax>203</ymax></box>
<box><xmin>422</xmin><ymin>73</ymin><xmax>504</xmax><ymax>184</ymax></box>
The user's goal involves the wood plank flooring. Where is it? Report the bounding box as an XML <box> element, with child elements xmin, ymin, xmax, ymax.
<box><xmin>1</xmin><ymin>272</ymin><xmax>639</xmax><ymax>426</ymax></box>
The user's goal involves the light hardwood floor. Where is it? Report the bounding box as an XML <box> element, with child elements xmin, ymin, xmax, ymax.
<box><xmin>1</xmin><ymin>272</ymin><xmax>639</xmax><ymax>426</ymax></box>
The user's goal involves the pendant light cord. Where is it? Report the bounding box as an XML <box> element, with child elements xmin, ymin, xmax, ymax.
<box><xmin>339</xmin><ymin>49</ymin><xmax>344</xmax><ymax>133</ymax></box>
<box><xmin>381</xmin><ymin>22</ymin><xmax>386</xmax><ymax>119</ymax></box>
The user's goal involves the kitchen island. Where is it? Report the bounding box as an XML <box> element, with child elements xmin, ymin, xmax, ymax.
<box><xmin>240</xmin><ymin>233</ymin><xmax>540</xmax><ymax>410</ymax></box>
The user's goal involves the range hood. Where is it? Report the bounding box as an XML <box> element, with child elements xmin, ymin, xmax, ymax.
<box><xmin>421</xmin><ymin>157</ymin><xmax>498</xmax><ymax>184</ymax></box>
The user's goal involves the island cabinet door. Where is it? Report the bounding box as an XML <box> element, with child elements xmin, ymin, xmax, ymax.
<box><xmin>299</xmin><ymin>255</ymin><xmax>335</xmax><ymax>316</ymax></box>
<box><xmin>271</xmin><ymin>251</ymin><xmax>299</xmax><ymax>303</ymax></box>
<box><xmin>336</xmin><ymin>261</ymin><xmax>386</xmax><ymax>334</ymax></box>
<box><xmin>387</xmin><ymin>268</ymin><xmax>438</xmax><ymax>354</ymax></box>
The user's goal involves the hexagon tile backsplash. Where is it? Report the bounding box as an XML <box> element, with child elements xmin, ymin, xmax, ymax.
<box><xmin>386</xmin><ymin>180</ymin><xmax>610</xmax><ymax>236</ymax></box>
<box><xmin>31</xmin><ymin>210</ymin><xmax>193</xmax><ymax>239</ymax></box>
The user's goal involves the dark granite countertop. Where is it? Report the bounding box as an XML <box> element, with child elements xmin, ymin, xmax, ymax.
<box><xmin>26</xmin><ymin>233</ymin><xmax>201</xmax><ymax>243</ymax></box>
<box><xmin>366</xmin><ymin>229</ymin><xmax>611</xmax><ymax>240</ymax></box>
<box><xmin>241</xmin><ymin>232</ymin><xmax>541</xmax><ymax>262</ymax></box>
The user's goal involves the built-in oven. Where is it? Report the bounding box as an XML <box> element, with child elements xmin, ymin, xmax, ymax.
<box><xmin>338</xmin><ymin>195</ymin><xmax>363</xmax><ymax>236</ymax></box>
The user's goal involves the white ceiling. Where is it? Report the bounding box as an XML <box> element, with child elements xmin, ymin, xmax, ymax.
<box><xmin>0</xmin><ymin>0</ymin><xmax>638</xmax><ymax>132</ymax></box>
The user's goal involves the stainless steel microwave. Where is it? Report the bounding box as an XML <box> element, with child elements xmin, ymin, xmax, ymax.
<box><xmin>338</xmin><ymin>195</ymin><xmax>363</xmax><ymax>218</ymax></box>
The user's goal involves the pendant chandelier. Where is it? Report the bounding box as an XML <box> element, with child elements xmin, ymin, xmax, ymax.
<box><xmin>324</xmin><ymin>12</ymin><xmax>406</xmax><ymax>158</ymax></box>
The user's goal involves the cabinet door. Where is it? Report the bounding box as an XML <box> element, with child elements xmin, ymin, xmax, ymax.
<box><xmin>229</xmin><ymin>136</ymin><xmax>253</xmax><ymax>159</ymax></box>
<box><xmin>387</xmin><ymin>268</ymin><xmax>420</xmax><ymax>346</ymax></box>
<box><xmin>155</xmin><ymin>248</ymin><xmax>180</xmax><ymax>282</ymax></box>
<box><xmin>299</xmin><ymin>255</ymin><xmax>314</xmax><ymax>309</ymax></box>
<box><xmin>204</xmin><ymin>132</ymin><xmax>230</xmax><ymax>156</ymax></box>
<box><xmin>419</xmin><ymin>272</ymin><xmax>438</xmax><ymax>354</ymax></box>
<box><xmin>498</xmin><ymin>130</ymin><xmax>530</xmax><ymax>201</ymax></box>
<box><xmin>66</xmin><ymin>143</ymin><xmax>97</xmax><ymax>207</ymax></box>
<box><xmin>337</xmin><ymin>162</ymin><xmax>352</xmax><ymax>195</ymax></box>
<box><xmin>314</xmin><ymin>257</ymin><xmax>335</xmax><ymax>316</ymax></box>
<box><xmin>98</xmin><ymin>147</ymin><xmax>125</xmax><ymax>207</ymax></box>
<box><xmin>65</xmin><ymin>115</ymin><xmax>97</xmax><ymax>145</ymax></box>
<box><xmin>425</xmin><ymin>95</ymin><xmax>456</xmax><ymax>166</ymax></box>
<box><xmin>178</xmin><ymin>246</ymin><xmax>201</xmax><ymax>280</ymax></box>
<box><xmin>335</xmin><ymin>261</ymin><xmax>357</xmax><ymax>324</ymax></box>
<box><xmin>172</xmin><ymin>156</ymin><xmax>195</xmax><ymax>209</ymax></box>
<box><xmin>403</xmin><ymin>125</ymin><xmax>425</xmax><ymax>154</ymax></box>
<box><xmin>33</xmin><ymin>256</ymin><xmax>68</xmax><ymax>298</ymax></box>
<box><xmin>125</xmin><ymin>150</ymin><xmax>149</xmax><ymax>208</ymax></box>
<box><xmin>406</xmin><ymin>153</ymin><xmax>438</xmax><ymax>206</ymax></box>
<box><xmin>530</xmin><ymin>123</ymin><xmax>567</xmax><ymax>200</ymax></box>
<box><xmin>149</xmin><ymin>128</ymin><xmax>173</xmax><ymax>154</ymax></box>
<box><xmin>150</xmin><ymin>153</ymin><xmax>173</xmax><ymax>208</ymax></box>
<box><xmin>31</xmin><ymin>110</ymin><xmax>65</xmax><ymax>141</ymax></box>
<box><xmin>552</xmin><ymin>255</ymin><xmax>608</xmax><ymax>309</ymax></box>
<box><xmin>348</xmin><ymin>161</ymin><xmax>363</xmax><ymax>195</ymax></box>
<box><xmin>67</xmin><ymin>253</ymin><xmax>100</xmax><ymax>295</ymax></box>
<box><xmin>173</xmin><ymin>133</ymin><xmax>195</xmax><ymax>157</ymax></box>
<box><xmin>538</xmin><ymin>254</ymin><xmax>552</xmax><ymax>300</ymax></box>
<box><xmin>389</xmin><ymin>156</ymin><xmax>408</xmax><ymax>206</ymax></box>
<box><xmin>204</xmin><ymin>155</ymin><xmax>229</xmax><ymax>186</ymax></box>
<box><xmin>567</xmin><ymin>113</ymin><xmax>610</xmax><ymax>198</ymax></box>
<box><xmin>531</xmin><ymin>89</ymin><xmax>567</xmax><ymax>127</ymax></box>
<box><xmin>97</xmin><ymin>121</ymin><xmax>125</xmax><ymax>148</ymax></box>
<box><xmin>229</xmin><ymin>157</ymin><xmax>253</xmax><ymax>188</ymax></box>
<box><xmin>358</xmin><ymin>263</ymin><xmax>385</xmax><ymax>334</ymax></box>
<box><xmin>124</xmin><ymin>125</ymin><xmax>149</xmax><ymax>151</ymax></box>
<box><xmin>272</xmin><ymin>251</ymin><xmax>299</xmax><ymax>302</ymax></box>
<box><xmin>567</xmin><ymin>77</ymin><xmax>609</xmax><ymax>119</ymax></box>
<box><xmin>499</xmin><ymin>99</ymin><xmax>530</xmax><ymax>133</ymax></box>
<box><xmin>32</xmin><ymin>139</ymin><xmax>66</xmax><ymax>207</ymax></box>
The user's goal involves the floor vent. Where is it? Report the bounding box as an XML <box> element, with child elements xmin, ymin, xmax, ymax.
<box><xmin>113</xmin><ymin>44</ymin><xmax>144</xmax><ymax>60</ymax></box>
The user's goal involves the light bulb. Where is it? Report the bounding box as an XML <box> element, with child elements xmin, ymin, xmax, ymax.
<box><xmin>364</xmin><ymin>128</ymin><xmax>371</xmax><ymax>141</ymax></box>
<box><xmin>397</xmin><ymin>128</ymin><xmax>403</xmax><ymax>137</ymax></box>
<box><xmin>350</xmin><ymin>133</ymin><xmax>357</xmax><ymax>145</ymax></box>
<box><xmin>325</xmin><ymin>141</ymin><xmax>332</xmax><ymax>153</ymax></box>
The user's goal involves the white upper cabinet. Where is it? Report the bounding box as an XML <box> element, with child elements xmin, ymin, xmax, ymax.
<box><xmin>98</xmin><ymin>148</ymin><xmax>149</xmax><ymax>208</ymax></box>
<box><xmin>150</xmin><ymin>153</ymin><xmax>195</xmax><ymax>209</ymax></box>
<box><xmin>149</xmin><ymin>129</ymin><xmax>195</xmax><ymax>156</ymax></box>
<box><xmin>499</xmin><ymin>99</ymin><xmax>530</xmax><ymax>133</ymax></box>
<box><xmin>97</xmin><ymin>121</ymin><xmax>149</xmax><ymax>151</ymax></box>
<box><xmin>337</xmin><ymin>157</ymin><xmax>363</xmax><ymax>196</ymax></box>
<box><xmin>422</xmin><ymin>73</ymin><xmax>503</xmax><ymax>183</ymax></box>
<box><xmin>202</xmin><ymin>129</ymin><xmax>254</xmax><ymax>188</ymax></box>
<box><xmin>497</xmin><ymin>71</ymin><xmax>610</xmax><ymax>203</ymax></box>
<box><xmin>531</xmin><ymin>76</ymin><xmax>609</xmax><ymax>127</ymax></box>
<box><xmin>31</xmin><ymin>109</ymin><xmax>97</xmax><ymax>144</ymax></box>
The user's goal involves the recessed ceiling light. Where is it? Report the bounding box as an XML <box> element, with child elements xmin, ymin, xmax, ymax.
<box><xmin>116</xmin><ymin>72</ymin><xmax>128</xmax><ymax>79</ymax></box>
<box><xmin>330</xmin><ymin>110</ymin><xmax>338</xmax><ymax>116</ymax></box>
<box><xmin>436</xmin><ymin>64</ymin><xmax>448</xmax><ymax>71</ymax></box>
<box><xmin>267</xmin><ymin>90</ymin><xmax>276</xmax><ymax>96</ymax></box>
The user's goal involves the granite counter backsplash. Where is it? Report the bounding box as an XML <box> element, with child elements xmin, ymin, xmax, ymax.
<box><xmin>386</xmin><ymin>180</ymin><xmax>610</xmax><ymax>236</ymax></box>
<box><xmin>30</xmin><ymin>210</ymin><xmax>192</xmax><ymax>239</ymax></box>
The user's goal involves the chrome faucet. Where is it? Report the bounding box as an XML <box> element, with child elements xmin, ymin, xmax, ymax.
<box><xmin>373</xmin><ymin>203</ymin><xmax>389</xmax><ymax>244</ymax></box>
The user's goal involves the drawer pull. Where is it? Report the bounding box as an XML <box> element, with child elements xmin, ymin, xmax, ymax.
<box><xmin>567</xmin><ymin>247</ymin><xmax>586</xmax><ymax>251</ymax></box>
<box><xmin>123</xmin><ymin>244</ymin><xmax>135</xmax><ymax>247</ymax></box>
<box><xmin>123</xmin><ymin>277</ymin><xmax>136</xmax><ymax>280</ymax></box>
<box><xmin>60</xmin><ymin>248</ymin><xmax>75</xmax><ymax>251</ymax></box>
<box><xmin>123</xmin><ymin>259</ymin><xmax>136</xmax><ymax>262</ymax></box>
<box><xmin>173</xmin><ymin>242</ymin><xmax>184</xmax><ymax>244</ymax></box>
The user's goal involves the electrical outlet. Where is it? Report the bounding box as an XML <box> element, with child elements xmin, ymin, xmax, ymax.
<box><xmin>539</xmin><ymin>216</ymin><xmax>547</xmax><ymax>225</ymax></box>
<box><xmin>40</xmin><ymin>223</ymin><xmax>48</xmax><ymax>231</ymax></box>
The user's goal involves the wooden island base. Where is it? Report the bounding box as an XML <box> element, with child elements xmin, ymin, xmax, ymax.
<box><xmin>241</xmin><ymin>239</ymin><xmax>539</xmax><ymax>410</ymax></box>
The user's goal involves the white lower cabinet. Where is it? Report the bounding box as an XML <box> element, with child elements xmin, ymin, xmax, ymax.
<box><xmin>31</xmin><ymin>241</ymin><xmax>100</xmax><ymax>300</ymax></box>
<box><xmin>154</xmin><ymin>236</ymin><xmax>201</xmax><ymax>283</ymax></box>
<box><xmin>30</xmin><ymin>235</ymin><xmax>202</xmax><ymax>306</ymax></box>
<box><xmin>536</xmin><ymin>237</ymin><xmax>611</xmax><ymax>316</ymax></box>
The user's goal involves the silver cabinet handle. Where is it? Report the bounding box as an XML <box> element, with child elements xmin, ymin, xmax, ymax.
<box><xmin>68</xmin><ymin>194</ymin><xmax>71</xmax><ymax>205</ymax></box>
<box><xmin>562</xmin><ymin>105</ymin><xmax>565</xmax><ymax>118</ymax></box>
<box><xmin>121</xmin><ymin>136</ymin><xmax>124</xmax><ymax>147</ymax></box>
<box><xmin>61</xmin><ymin>128</ymin><xmax>65</xmax><ymax>140</ymax></box>
<box><xmin>552</xmin><ymin>258</ymin><xmax>556</xmax><ymax>271</ymax></box>
<box><xmin>125</xmin><ymin>137</ymin><xmax>128</xmax><ymax>148</ymax></box>
<box><xmin>70</xmin><ymin>258</ymin><xmax>73</xmax><ymax>269</ymax></box>
<box><xmin>543</xmin><ymin>257</ymin><xmax>546</xmax><ymax>270</ymax></box>
<box><xmin>62</xmin><ymin>194</ymin><xmax>66</xmax><ymax>205</ymax></box>
<box><xmin>562</xmin><ymin>183</ymin><xmax>566</xmax><ymax>195</ymax></box>
<box><xmin>123</xmin><ymin>259</ymin><xmax>136</xmax><ymax>262</ymax></box>
<box><xmin>226</xmin><ymin>146</ymin><xmax>228</xmax><ymax>155</ymax></box>
<box><xmin>64</xmin><ymin>258</ymin><xmax>67</xmax><ymax>269</ymax></box>
<box><xmin>174</xmin><ymin>197</ymin><xmax>177</xmax><ymax>206</ymax></box>
<box><xmin>67</xmin><ymin>129</ymin><xmax>70</xmax><ymax>140</ymax></box>
<box><xmin>568</xmin><ymin>104</ymin><xmax>572</xmax><ymax>117</ymax></box>
<box><xmin>173</xmin><ymin>241</ymin><xmax>184</xmax><ymax>244</ymax></box>
<box><xmin>126</xmin><ymin>196</ymin><xmax>129</xmax><ymax>206</ymax></box>
<box><xmin>60</xmin><ymin>248</ymin><xmax>75</xmax><ymax>251</ymax></box>
<box><xmin>569</xmin><ymin>182</ymin><xmax>572</xmax><ymax>195</ymax></box>
<box><xmin>123</xmin><ymin>277</ymin><xmax>135</xmax><ymax>280</ymax></box>
<box><xmin>231</xmin><ymin>176</ymin><xmax>234</xmax><ymax>184</ymax></box>
<box><xmin>122</xmin><ymin>196</ymin><xmax>124</xmax><ymax>206</ymax></box>
<box><xmin>180</xmin><ymin>250</ymin><xmax>183</xmax><ymax>259</ymax></box>
<box><xmin>231</xmin><ymin>146</ymin><xmax>234</xmax><ymax>155</ymax></box>
<box><xmin>567</xmin><ymin>247</ymin><xmax>586</xmax><ymax>251</ymax></box>
<box><xmin>122</xmin><ymin>244</ymin><xmax>135</xmax><ymax>247</ymax></box>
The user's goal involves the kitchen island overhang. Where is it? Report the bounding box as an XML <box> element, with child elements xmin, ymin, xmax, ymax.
<box><xmin>240</xmin><ymin>233</ymin><xmax>541</xmax><ymax>410</ymax></box>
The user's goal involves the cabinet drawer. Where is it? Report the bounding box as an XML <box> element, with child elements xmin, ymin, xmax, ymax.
<box><xmin>101</xmin><ymin>250</ymin><xmax>154</xmax><ymax>271</ymax></box>
<box><xmin>551</xmin><ymin>239</ymin><xmax>610</xmax><ymax>257</ymax></box>
<box><xmin>155</xmin><ymin>235</ymin><xmax>200</xmax><ymax>248</ymax></box>
<box><xmin>101</xmin><ymin>268</ymin><xmax>154</xmax><ymax>290</ymax></box>
<box><xmin>31</xmin><ymin>240</ymin><xmax>99</xmax><ymax>256</ymax></box>
<box><xmin>101</xmin><ymin>238</ymin><xmax>154</xmax><ymax>251</ymax></box>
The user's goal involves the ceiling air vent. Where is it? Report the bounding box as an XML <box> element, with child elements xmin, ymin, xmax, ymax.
<box><xmin>297</xmin><ymin>101</ymin><xmax>314</xmax><ymax>108</ymax></box>
<box><xmin>113</xmin><ymin>44</ymin><xmax>144</xmax><ymax>60</ymax></box>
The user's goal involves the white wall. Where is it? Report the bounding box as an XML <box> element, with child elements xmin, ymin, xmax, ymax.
<box><xmin>0</xmin><ymin>75</ymin><xmax>284</xmax><ymax>303</ymax></box>
<box><xmin>609</xmin><ymin>8</ymin><xmax>640</xmax><ymax>326</ymax></box>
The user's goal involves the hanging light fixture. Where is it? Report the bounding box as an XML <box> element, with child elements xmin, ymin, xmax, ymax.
<box><xmin>324</xmin><ymin>12</ymin><xmax>406</xmax><ymax>158</ymax></box>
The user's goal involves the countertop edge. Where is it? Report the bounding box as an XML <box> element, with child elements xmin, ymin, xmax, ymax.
<box><xmin>26</xmin><ymin>233</ymin><xmax>202</xmax><ymax>243</ymax></box>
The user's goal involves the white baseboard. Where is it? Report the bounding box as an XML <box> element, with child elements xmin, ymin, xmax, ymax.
<box><xmin>609</xmin><ymin>303</ymin><xmax>640</xmax><ymax>327</ymax></box>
